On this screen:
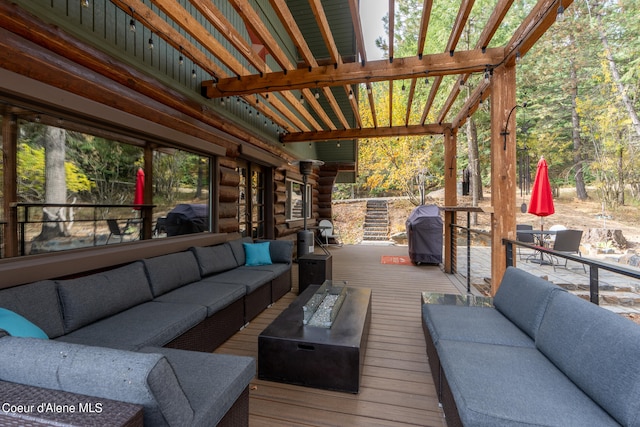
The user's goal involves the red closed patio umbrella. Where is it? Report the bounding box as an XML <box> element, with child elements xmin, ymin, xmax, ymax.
<box><xmin>528</xmin><ymin>156</ymin><xmax>554</xmax><ymax>221</ymax></box>
<box><xmin>133</xmin><ymin>168</ymin><xmax>144</xmax><ymax>210</ymax></box>
<box><xmin>528</xmin><ymin>157</ymin><xmax>554</xmax><ymax>262</ymax></box>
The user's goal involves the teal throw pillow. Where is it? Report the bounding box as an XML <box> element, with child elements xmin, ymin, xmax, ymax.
<box><xmin>0</xmin><ymin>308</ymin><xmax>48</xmax><ymax>339</ymax></box>
<box><xmin>243</xmin><ymin>242</ymin><xmax>273</xmax><ymax>266</ymax></box>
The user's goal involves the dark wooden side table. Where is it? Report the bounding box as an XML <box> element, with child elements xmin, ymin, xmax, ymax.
<box><xmin>0</xmin><ymin>381</ymin><xmax>143</xmax><ymax>427</ymax></box>
<box><xmin>297</xmin><ymin>253</ymin><xmax>332</xmax><ymax>294</ymax></box>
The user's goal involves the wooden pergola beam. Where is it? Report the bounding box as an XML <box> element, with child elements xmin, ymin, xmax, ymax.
<box><xmin>280</xmin><ymin>123</ymin><xmax>448</xmax><ymax>143</ymax></box>
<box><xmin>203</xmin><ymin>47</ymin><xmax>504</xmax><ymax>98</ymax></box>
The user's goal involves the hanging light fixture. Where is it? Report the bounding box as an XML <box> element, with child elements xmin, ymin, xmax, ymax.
<box><xmin>348</xmin><ymin>89</ymin><xmax>354</xmax><ymax>100</ymax></box>
<box><xmin>300</xmin><ymin>94</ymin><xmax>305</xmax><ymax>104</ymax></box>
<box><xmin>129</xmin><ymin>18</ymin><xmax>136</xmax><ymax>32</ymax></box>
<box><xmin>556</xmin><ymin>4</ymin><xmax>565</xmax><ymax>22</ymax></box>
<box><xmin>191</xmin><ymin>69</ymin><xmax>197</xmax><ymax>79</ymax></box>
<box><xmin>315</xmin><ymin>89</ymin><xmax>320</xmax><ymax>99</ymax></box>
<box><xmin>515</xmin><ymin>51</ymin><xmax>522</xmax><ymax>64</ymax></box>
<box><xmin>148</xmin><ymin>36</ymin><xmax>154</xmax><ymax>50</ymax></box>
<box><xmin>81</xmin><ymin>0</ymin><xmax>89</xmax><ymax>7</ymax></box>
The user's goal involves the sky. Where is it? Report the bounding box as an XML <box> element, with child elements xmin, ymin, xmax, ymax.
<box><xmin>359</xmin><ymin>0</ymin><xmax>387</xmax><ymax>60</ymax></box>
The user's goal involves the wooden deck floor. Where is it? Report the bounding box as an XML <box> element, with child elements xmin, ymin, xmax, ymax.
<box><xmin>215</xmin><ymin>244</ymin><xmax>464</xmax><ymax>427</ymax></box>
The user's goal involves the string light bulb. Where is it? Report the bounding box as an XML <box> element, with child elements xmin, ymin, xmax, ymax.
<box><xmin>129</xmin><ymin>19</ymin><xmax>136</xmax><ymax>32</ymax></box>
<box><xmin>300</xmin><ymin>94</ymin><xmax>305</xmax><ymax>104</ymax></box>
<box><xmin>191</xmin><ymin>69</ymin><xmax>197</xmax><ymax>79</ymax></box>
<box><xmin>348</xmin><ymin>89</ymin><xmax>354</xmax><ymax>100</ymax></box>
<box><xmin>81</xmin><ymin>0</ymin><xmax>89</xmax><ymax>7</ymax></box>
<box><xmin>148</xmin><ymin>36</ymin><xmax>154</xmax><ymax>50</ymax></box>
<box><xmin>315</xmin><ymin>89</ymin><xmax>320</xmax><ymax>99</ymax></box>
<box><xmin>179</xmin><ymin>55</ymin><xmax>184</xmax><ymax>65</ymax></box>
<box><xmin>484</xmin><ymin>69</ymin><xmax>491</xmax><ymax>84</ymax></box>
<box><xmin>515</xmin><ymin>51</ymin><xmax>521</xmax><ymax>64</ymax></box>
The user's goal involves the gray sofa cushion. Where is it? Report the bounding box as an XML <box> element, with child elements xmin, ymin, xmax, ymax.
<box><xmin>493</xmin><ymin>266</ymin><xmax>565</xmax><ymax>339</ymax></box>
<box><xmin>190</xmin><ymin>244</ymin><xmax>238</xmax><ymax>277</ymax></box>
<box><xmin>537</xmin><ymin>291</ymin><xmax>640</xmax><ymax>426</ymax></box>
<box><xmin>154</xmin><ymin>280</ymin><xmax>246</xmax><ymax>317</ymax></box>
<box><xmin>438</xmin><ymin>339</ymin><xmax>619</xmax><ymax>427</ymax></box>
<box><xmin>422</xmin><ymin>304</ymin><xmax>535</xmax><ymax>347</ymax></box>
<box><xmin>238</xmin><ymin>263</ymin><xmax>290</xmax><ymax>278</ymax></box>
<box><xmin>57</xmin><ymin>302</ymin><xmax>207</xmax><ymax>351</ymax></box>
<box><xmin>0</xmin><ymin>280</ymin><xmax>65</xmax><ymax>338</ymax></box>
<box><xmin>143</xmin><ymin>251</ymin><xmax>201</xmax><ymax>297</ymax></box>
<box><xmin>257</xmin><ymin>239</ymin><xmax>294</xmax><ymax>264</ymax></box>
<box><xmin>0</xmin><ymin>337</ymin><xmax>194</xmax><ymax>427</ymax></box>
<box><xmin>140</xmin><ymin>346</ymin><xmax>255</xmax><ymax>427</ymax></box>
<box><xmin>227</xmin><ymin>236</ymin><xmax>253</xmax><ymax>266</ymax></box>
<box><xmin>57</xmin><ymin>262</ymin><xmax>153</xmax><ymax>334</ymax></box>
<box><xmin>203</xmin><ymin>267</ymin><xmax>275</xmax><ymax>293</ymax></box>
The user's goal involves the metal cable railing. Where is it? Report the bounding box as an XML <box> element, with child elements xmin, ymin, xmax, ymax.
<box><xmin>504</xmin><ymin>238</ymin><xmax>640</xmax><ymax>305</ymax></box>
<box><xmin>11</xmin><ymin>203</ymin><xmax>155</xmax><ymax>256</ymax></box>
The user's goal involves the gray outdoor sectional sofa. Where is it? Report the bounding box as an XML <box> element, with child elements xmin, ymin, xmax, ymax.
<box><xmin>0</xmin><ymin>236</ymin><xmax>293</xmax><ymax>427</ymax></box>
<box><xmin>422</xmin><ymin>266</ymin><xmax>640</xmax><ymax>427</ymax></box>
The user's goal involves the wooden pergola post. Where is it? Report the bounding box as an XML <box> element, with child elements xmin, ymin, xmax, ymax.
<box><xmin>443</xmin><ymin>127</ymin><xmax>457</xmax><ymax>274</ymax></box>
<box><xmin>490</xmin><ymin>64</ymin><xmax>517</xmax><ymax>295</ymax></box>
<box><xmin>2</xmin><ymin>112</ymin><xmax>18</xmax><ymax>258</ymax></box>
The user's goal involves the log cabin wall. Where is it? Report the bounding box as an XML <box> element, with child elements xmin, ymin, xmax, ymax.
<box><xmin>219</xmin><ymin>158</ymin><xmax>241</xmax><ymax>234</ymax></box>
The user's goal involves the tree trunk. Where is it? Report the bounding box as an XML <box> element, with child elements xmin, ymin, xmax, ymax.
<box><xmin>617</xmin><ymin>146</ymin><xmax>625</xmax><ymax>205</ymax></box>
<box><xmin>570</xmin><ymin>59</ymin><xmax>588</xmax><ymax>200</ymax></box>
<box><xmin>597</xmin><ymin>12</ymin><xmax>640</xmax><ymax>139</ymax></box>
<box><xmin>36</xmin><ymin>126</ymin><xmax>68</xmax><ymax>240</ymax></box>
<box><xmin>466</xmin><ymin>117</ymin><xmax>482</xmax><ymax>225</ymax></box>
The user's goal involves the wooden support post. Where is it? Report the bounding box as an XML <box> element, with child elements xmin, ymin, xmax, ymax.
<box><xmin>490</xmin><ymin>64</ymin><xmax>517</xmax><ymax>295</ymax></box>
<box><xmin>2</xmin><ymin>113</ymin><xmax>18</xmax><ymax>258</ymax></box>
<box><xmin>443</xmin><ymin>127</ymin><xmax>457</xmax><ymax>274</ymax></box>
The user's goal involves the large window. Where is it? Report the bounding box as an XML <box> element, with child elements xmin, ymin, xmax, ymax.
<box><xmin>286</xmin><ymin>179</ymin><xmax>311</xmax><ymax>221</ymax></box>
<box><xmin>4</xmin><ymin>112</ymin><xmax>212</xmax><ymax>255</ymax></box>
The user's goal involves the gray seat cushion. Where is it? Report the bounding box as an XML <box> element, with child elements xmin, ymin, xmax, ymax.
<box><xmin>203</xmin><ymin>268</ymin><xmax>275</xmax><ymax>293</ymax></box>
<box><xmin>493</xmin><ymin>266</ymin><xmax>565</xmax><ymax>340</ymax></box>
<box><xmin>140</xmin><ymin>346</ymin><xmax>255</xmax><ymax>427</ymax></box>
<box><xmin>0</xmin><ymin>280</ymin><xmax>65</xmax><ymax>338</ymax></box>
<box><xmin>0</xmin><ymin>337</ymin><xmax>194</xmax><ymax>427</ymax></box>
<box><xmin>238</xmin><ymin>263</ymin><xmax>290</xmax><ymax>278</ymax></box>
<box><xmin>537</xmin><ymin>291</ymin><xmax>640</xmax><ymax>426</ymax></box>
<box><xmin>190</xmin><ymin>244</ymin><xmax>239</xmax><ymax>277</ymax></box>
<box><xmin>57</xmin><ymin>262</ymin><xmax>153</xmax><ymax>334</ymax></box>
<box><xmin>438</xmin><ymin>339</ymin><xmax>619</xmax><ymax>427</ymax></box>
<box><xmin>153</xmin><ymin>280</ymin><xmax>246</xmax><ymax>317</ymax></box>
<box><xmin>422</xmin><ymin>304</ymin><xmax>535</xmax><ymax>347</ymax></box>
<box><xmin>143</xmin><ymin>251</ymin><xmax>202</xmax><ymax>297</ymax></box>
<box><xmin>57</xmin><ymin>302</ymin><xmax>206</xmax><ymax>351</ymax></box>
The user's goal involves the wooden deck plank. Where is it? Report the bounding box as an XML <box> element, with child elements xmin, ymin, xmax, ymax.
<box><xmin>216</xmin><ymin>244</ymin><xmax>460</xmax><ymax>426</ymax></box>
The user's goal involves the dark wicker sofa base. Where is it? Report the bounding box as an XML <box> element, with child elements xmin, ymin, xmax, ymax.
<box><xmin>165</xmin><ymin>297</ymin><xmax>245</xmax><ymax>353</ymax></box>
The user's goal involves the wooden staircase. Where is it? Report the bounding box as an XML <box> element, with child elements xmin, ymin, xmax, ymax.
<box><xmin>362</xmin><ymin>200</ymin><xmax>390</xmax><ymax>242</ymax></box>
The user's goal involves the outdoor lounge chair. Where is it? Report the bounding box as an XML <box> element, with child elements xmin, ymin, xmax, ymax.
<box><xmin>106</xmin><ymin>218</ymin><xmax>137</xmax><ymax>244</ymax></box>
<box><xmin>551</xmin><ymin>229</ymin><xmax>586</xmax><ymax>272</ymax></box>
